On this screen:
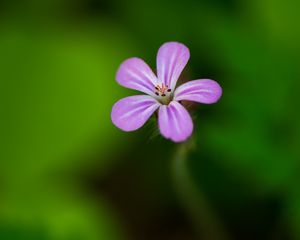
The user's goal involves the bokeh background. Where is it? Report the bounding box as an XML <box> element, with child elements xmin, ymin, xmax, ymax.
<box><xmin>1</xmin><ymin>0</ymin><xmax>300</xmax><ymax>239</ymax></box>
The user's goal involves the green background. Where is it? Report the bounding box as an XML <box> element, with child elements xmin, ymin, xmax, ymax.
<box><xmin>1</xmin><ymin>0</ymin><xmax>300</xmax><ymax>239</ymax></box>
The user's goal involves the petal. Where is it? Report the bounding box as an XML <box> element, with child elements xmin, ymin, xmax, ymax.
<box><xmin>116</xmin><ymin>57</ymin><xmax>158</xmax><ymax>96</ymax></box>
<box><xmin>174</xmin><ymin>79</ymin><xmax>222</xmax><ymax>104</ymax></box>
<box><xmin>111</xmin><ymin>95</ymin><xmax>160</xmax><ymax>132</ymax></box>
<box><xmin>156</xmin><ymin>42</ymin><xmax>190</xmax><ymax>90</ymax></box>
<box><xmin>158</xmin><ymin>101</ymin><xmax>193</xmax><ymax>142</ymax></box>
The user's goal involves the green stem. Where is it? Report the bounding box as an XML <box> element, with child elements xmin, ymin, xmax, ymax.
<box><xmin>172</xmin><ymin>142</ymin><xmax>231</xmax><ymax>240</ymax></box>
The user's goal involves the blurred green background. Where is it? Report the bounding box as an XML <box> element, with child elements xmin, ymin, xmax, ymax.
<box><xmin>1</xmin><ymin>0</ymin><xmax>300</xmax><ymax>239</ymax></box>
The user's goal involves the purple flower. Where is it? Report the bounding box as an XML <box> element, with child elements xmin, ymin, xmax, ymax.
<box><xmin>111</xmin><ymin>42</ymin><xmax>222</xmax><ymax>142</ymax></box>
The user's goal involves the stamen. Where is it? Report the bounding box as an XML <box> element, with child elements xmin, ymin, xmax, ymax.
<box><xmin>154</xmin><ymin>83</ymin><xmax>170</xmax><ymax>97</ymax></box>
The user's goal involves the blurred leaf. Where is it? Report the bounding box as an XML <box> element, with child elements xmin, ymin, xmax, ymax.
<box><xmin>0</xmin><ymin>21</ymin><xmax>137</xmax><ymax>178</ymax></box>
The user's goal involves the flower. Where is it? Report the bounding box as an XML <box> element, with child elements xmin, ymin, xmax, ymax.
<box><xmin>111</xmin><ymin>42</ymin><xmax>222</xmax><ymax>142</ymax></box>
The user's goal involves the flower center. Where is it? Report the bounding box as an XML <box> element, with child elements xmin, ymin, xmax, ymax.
<box><xmin>154</xmin><ymin>84</ymin><xmax>172</xmax><ymax>105</ymax></box>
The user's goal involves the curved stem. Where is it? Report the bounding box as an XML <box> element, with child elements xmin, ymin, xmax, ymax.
<box><xmin>171</xmin><ymin>142</ymin><xmax>231</xmax><ymax>240</ymax></box>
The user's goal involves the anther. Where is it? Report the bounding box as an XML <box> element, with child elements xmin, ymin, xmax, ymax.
<box><xmin>167</xmin><ymin>89</ymin><xmax>171</xmax><ymax>92</ymax></box>
<box><xmin>161</xmin><ymin>94</ymin><xmax>166</xmax><ymax>97</ymax></box>
<box><xmin>155</xmin><ymin>86</ymin><xmax>159</xmax><ymax>90</ymax></box>
<box><xmin>155</xmin><ymin>92</ymin><xmax>159</xmax><ymax>96</ymax></box>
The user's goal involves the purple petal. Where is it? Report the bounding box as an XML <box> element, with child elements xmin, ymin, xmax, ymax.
<box><xmin>158</xmin><ymin>101</ymin><xmax>193</xmax><ymax>142</ymax></box>
<box><xmin>156</xmin><ymin>42</ymin><xmax>190</xmax><ymax>91</ymax></box>
<box><xmin>174</xmin><ymin>79</ymin><xmax>222</xmax><ymax>104</ymax></box>
<box><xmin>111</xmin><ymin>95</ymin><xmax>160</xmax><ymax>131</ymax></box>
<box><xmin>116</xmin><ymin>58</ymin><xmax>158</xmax><ymax>96</ymax></box>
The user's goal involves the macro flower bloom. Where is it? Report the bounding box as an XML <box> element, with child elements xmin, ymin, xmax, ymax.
<box><xmin>111</xmin><ymin>42</ymin><xmax>222</xmax><ymax>142</ymax></box>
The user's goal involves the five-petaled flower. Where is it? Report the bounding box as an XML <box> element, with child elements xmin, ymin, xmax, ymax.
<box><xmin>111</xmin><ymin>42</ymin><xmax>222</xmax><ymax>142</ymax></box>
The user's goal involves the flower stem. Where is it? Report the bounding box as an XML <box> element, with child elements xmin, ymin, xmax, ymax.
<box><xmin>171</xmin><ymin>142</ymin><xmax>231</xmax><ymax>240</ymax></box>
